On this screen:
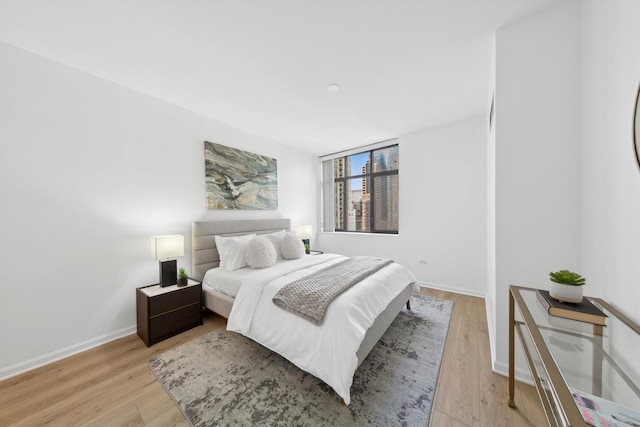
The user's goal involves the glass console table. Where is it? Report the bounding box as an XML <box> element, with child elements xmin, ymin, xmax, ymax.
<box><xmin>509</xmin><ymin>285</ymin><xmax>640</xmax><ymax>426</ymax></box>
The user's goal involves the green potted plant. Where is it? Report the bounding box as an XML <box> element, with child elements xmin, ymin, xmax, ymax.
<box><xmin>549</xmin><ymin>269</ymin><xmax>585</xmax><ymax>303</ymax></box>
<box><xmin>177</xmin><ymin>267</ymin><xmax>189</xmax><ymax>287</ymax></box>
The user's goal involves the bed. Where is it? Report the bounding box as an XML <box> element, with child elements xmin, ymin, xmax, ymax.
<box><xmin>191</xmin><ymin>219</ymin><xmax>418</xmax><ymax>405</ymax></box>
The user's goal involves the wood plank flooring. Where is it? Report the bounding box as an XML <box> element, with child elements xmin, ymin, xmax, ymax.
<box><xmin>0</xmin><ymin>288</ymin><xmax>546</xmax><ymax>426</ymax></box>
<box><xmin>422</xmin><ymin>288</ymin><xmax>547</xmax><ymax>427</ymax></box>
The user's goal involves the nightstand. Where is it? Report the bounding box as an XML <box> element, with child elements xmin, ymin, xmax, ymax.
<box><xmin>136</xmin><ymin>279</ymin><xmax>203</xmax><ymax>347</ymax></box>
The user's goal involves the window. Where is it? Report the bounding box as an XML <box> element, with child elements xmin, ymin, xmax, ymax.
<box><xmin>322</xmin><ymin>143</ymin><xmax>399</xmax><ymax>234</ymax></box>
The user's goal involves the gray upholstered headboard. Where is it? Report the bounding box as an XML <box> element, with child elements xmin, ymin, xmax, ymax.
<box><xmin>192</xmin><ymin>218</ymin><xmax>291</xmax><ymax>282</ymax></box>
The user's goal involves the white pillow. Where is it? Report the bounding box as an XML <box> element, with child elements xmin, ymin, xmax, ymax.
<box><xmin>265</xmin><ymin>230</ymin><xmax>288</xmax><ymax>259</ymax></box>
<box><xmin>215</xmin><ymin>234</ymin><xmax>256</xmax><ymax>271</ymax></box>
<box><xmin>281</xmin><ymin>233</ymin><xmax>305</xmax><ymax>260</ymax></box>
<box><xmin>245</xmin><ymin>237</ymin><xmax>277</xmax><ymax>269</ymax></box>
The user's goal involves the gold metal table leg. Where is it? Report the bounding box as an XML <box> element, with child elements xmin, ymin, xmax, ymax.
<box><xmin>592</xmin><ymin>324</ymin><xmax>603</xmax><ymax>396</ymax></box>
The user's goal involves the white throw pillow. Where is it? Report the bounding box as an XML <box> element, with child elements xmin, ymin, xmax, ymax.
<box><xmin>215</xmin><ymin>234</ymin><xmax>256</xmax><ymax>271</ymax></box>
<box><xmin>281</xmin><ymin>233</ymin><xmax>305</xmax><ymax>260</ymax></box>
<box><xmin>245</xmin><ymin>237</ymin><xmax>277</xmax><ymax>269</ymax></box>
<box><xmin>265</xmin><ymin>230</ymin><xmax>287</xmax><ymax>259</ymax></box>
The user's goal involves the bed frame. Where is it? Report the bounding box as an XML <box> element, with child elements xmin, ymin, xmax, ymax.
<box><xmin>192</xmin><ymin>218</ymin><xmax>412</xmax><ymax>367</ymax></box>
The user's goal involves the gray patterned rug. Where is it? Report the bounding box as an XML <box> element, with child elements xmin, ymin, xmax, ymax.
<box><xmin>149</xmin><ymin>293</ymin><xmax>453</xmax><ymax>426</ymax></box>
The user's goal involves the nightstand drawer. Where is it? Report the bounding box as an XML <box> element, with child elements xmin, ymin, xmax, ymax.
<box><xmin>148</xmin><ymin>303</ymin><xmax>202</xmax><ymax>344</ymax></box>
<box><xmin>137</xmin><ymin>281</ymin><xmax>203</xmax><ymax>347</ymax></box>
<box><xmin>149</xmin><ymin>285</ymin><xmax>200</xmax><ymax>317</ymax></box>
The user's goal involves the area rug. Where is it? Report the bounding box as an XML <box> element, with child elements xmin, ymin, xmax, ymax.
<box><xmin>148</xmin><ymin>294</ymin><xmax>453</xmax><ymax>426</ymax></box>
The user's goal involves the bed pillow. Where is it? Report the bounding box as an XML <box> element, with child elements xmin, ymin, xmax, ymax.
<box><xmin>245</xmin><ymin>236</ymin><xmax>277</xmax><ymax>269</ymax></box>
<box><xmin>215</xmin><ymin>233</ymin><xmax>256</xmax><ymax>271</ymax></box>
<box><xmin>281</xmin><ymin>233</ymin><xmax>305</xmax><ymax>260</ymax></box>
<box><xmin>265</xmin><ymin>230</ymin><xmax>287</xmax><ymax>259</ymax></box>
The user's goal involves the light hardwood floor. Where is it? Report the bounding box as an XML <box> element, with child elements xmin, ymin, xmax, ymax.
<box><xmin>0</xmin><ymin>288</ymin><xmax>546</xmax><ymax>426</ymax></box>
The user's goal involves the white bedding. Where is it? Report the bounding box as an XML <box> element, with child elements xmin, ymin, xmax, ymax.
<box><xmin>202</xmin><ymin>255</ymin><xmax>327</xmax><ymax>297</ymax></box>
<box><xmin>202</xmin><ymin>264</ymin><xmax>253</xmax><ymax>297</ymax></box>
<box><xmin>225</xmin><ymin>253</ymin><xmax>418</xmax><ymax>405</ymax></box>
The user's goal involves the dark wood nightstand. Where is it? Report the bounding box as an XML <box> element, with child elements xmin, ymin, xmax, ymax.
<box><xmin>136</xmin><ymin>279</ymin><xmax>203</xmax><ymax>347</ymax></box>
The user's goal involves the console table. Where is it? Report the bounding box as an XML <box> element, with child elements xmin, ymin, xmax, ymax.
<box><xmin>509</xmin><ymin>285</ymin><xmax>640</xmax><ymax>426</ymax></box>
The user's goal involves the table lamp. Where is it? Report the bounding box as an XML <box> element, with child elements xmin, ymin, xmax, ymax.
<box><xmin>150</xmin><ymin>235</ymin><xmax>184</xmax><ymax>287</ymax></box>
<box><xmin>297</xmin><ymin>225</ymin><xmax>312</xmax><ymax>254</ymax></box>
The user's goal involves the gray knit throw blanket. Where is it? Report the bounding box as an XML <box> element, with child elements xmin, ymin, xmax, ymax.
<box><xmin>272</xmin><ymin>256</ymin><xmax>393</xmax><ymax>325</ymax></box>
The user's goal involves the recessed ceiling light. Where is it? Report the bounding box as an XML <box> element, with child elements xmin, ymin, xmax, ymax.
<box><xmin>327</xmin><ymin>84</ymin><xmax>340</xmax><ymax>93</ymax></box>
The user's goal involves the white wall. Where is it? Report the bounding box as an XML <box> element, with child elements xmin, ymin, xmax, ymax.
<box><xmin>0</xmin><ymin>42</ymin><xmax>318</xmax><ymax>379</ymax></box>
<box><xmin>581</xmin><ymin>0</ymin><xmax>640</xmax><ymax>393</ymax></box>
<box><xmin>317</xmin><ymin>116</ymin><xmax>488</xmax><ymax>297</ymax></box>
<box><xmin>489</xmin><ymin>0</ymin><xmax>640</xmax><ymax>386</ymax></box>
<box><xmin>485</xmin><ymin>35</ymin><xmax>497</xmax><ymax>364</ymax></box>
<box><xmin>581</xmin><ymin>0</ymin><xmax>640</xmax><ymax>326</ymax></box>
<box><xmin>492</xmin><ymin>0</ymin><xmax>582</xmax><ymax>375</ymax></box>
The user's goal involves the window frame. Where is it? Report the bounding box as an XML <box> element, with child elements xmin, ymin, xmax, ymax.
<box><xmin>332</xmin><ymin>144</ymin><xmax>399</xmax><ymax>234</ymax></box>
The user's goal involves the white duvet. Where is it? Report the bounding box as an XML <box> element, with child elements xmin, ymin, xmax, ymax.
<box><xmin>226</xmin><ymin>253</ymin><xmax>417</xmax><ymax>405</ymax></box>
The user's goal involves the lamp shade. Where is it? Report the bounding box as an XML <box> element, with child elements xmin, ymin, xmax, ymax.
<box><xmin>297</xmin><ymin>225</ymin><xmax>313</xmax><ymax>239</ymax></box>
<box><xmin>150</xmin><ymin>235</ymin><xmax>184</xmax><ymax>260</ymax></box>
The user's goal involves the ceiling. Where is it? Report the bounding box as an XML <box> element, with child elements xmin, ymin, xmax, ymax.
<box><xmin>0</xmin><ymin>0</ymin><xmax>556</xmax><ymax>156</ymax></box>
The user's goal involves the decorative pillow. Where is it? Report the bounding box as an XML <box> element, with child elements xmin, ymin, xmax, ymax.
<box><xmin>281</xmin><ymin>233</ymin><xmax>305</xmax><ymax>260</ymax></box>
<box><xmin>215</xmin><ymin>234</ymin><xmax>256</xmax><ymax>271</ymax></box>
<box><xmin>245</xmin><ymin>237</ymin><xmax>277</xmax><ymax>269</ymax></box>
<box><xmin>265</xmin><ymin>230</ymin><xmax>287</xmax><ymax>259</ymax></box>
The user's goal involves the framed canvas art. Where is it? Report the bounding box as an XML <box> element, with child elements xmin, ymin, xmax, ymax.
<box><xmin>204</xmin><ymin>141</ymin><xmax>278</xmax><ymax>210</ymax></box>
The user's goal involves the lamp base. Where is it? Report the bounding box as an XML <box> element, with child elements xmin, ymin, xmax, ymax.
<box><xmin>302</xmin><ymin>238</ymin><xmax>310</xmax><ymax>254</ymax></box>
<box><xmin>159</xmin><ymin>260</ymin><xmax>177</xmax><ymax>287</ymax></box>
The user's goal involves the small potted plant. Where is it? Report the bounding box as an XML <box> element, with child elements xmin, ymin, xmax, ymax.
<box><xmin>177</xmin><ymin>267</ymin><xmax>189</xmax><ymax>287</ymax></box>
<box><xmin>549</xmin><ymin>269</ymin><xmax>585</xmax><ymax>303</ymax></box>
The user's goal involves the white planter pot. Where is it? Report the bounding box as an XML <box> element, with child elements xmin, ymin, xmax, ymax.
<box><xmin>549</xmin><ymin>282</ymin><xmax>583</xmax><ymax>303</ymax></box>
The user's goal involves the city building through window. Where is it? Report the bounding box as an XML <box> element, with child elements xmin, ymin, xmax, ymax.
<box><xmin>322</xmin><ymin>143</ymin><xmax>399</xmax><ymax>234</ymax></box>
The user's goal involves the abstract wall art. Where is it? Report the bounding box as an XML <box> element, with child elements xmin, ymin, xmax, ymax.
<box><xmin>204</xmin><ymin>141</ymin><xmax>278</xmax><ymax>210</ymax></box>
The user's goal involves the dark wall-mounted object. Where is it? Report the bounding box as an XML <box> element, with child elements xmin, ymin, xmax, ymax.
<box><xmin>633</xmin><ymin>82</ymin><xmax>640</xmax><ymax>171</ymax></box>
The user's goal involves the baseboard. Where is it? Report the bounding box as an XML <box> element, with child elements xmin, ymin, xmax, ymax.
<box><xmin>0</xmin><ymin>325</ymin><xmax>137</xmax><ymax>381</ymax></box>
<box><xmin>484</xmin><ymin>299</ymin><xmax>497</xmax><ymax>369</ymax></box>
<box><xmin>492</xmin><ymin>360</ymin><xmax>535</xmax><ymax>387</ymax></box>
<box><xmin>417</xmin><ymin>281</ymin><xmax>485</xmax><ymax>298</ymax></box>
